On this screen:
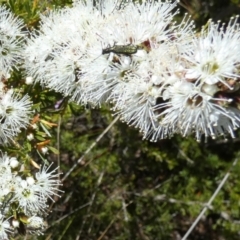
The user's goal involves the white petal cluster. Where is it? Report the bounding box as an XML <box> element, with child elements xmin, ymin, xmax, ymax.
<box><xmin>0</xmin><ymin>153</ymin><xmax>61</xmax><ymax>239</ymax></box>
<box><xmin>162</xmin><ymin>18</ymin><xmax>240</xmax><ymax>141</ymax></box>
<box><xmin>24</xmin><ymin>0</ymin><xmax>240</xmax><ymax>141</ymax></box>
<box><xmin>0</xmin><ymin>6</ymin><xmax>25</xmax><ymax>79</ymax></box>
<box><xmin>26</xmin><ymin>216</ymin><xmax>47</xmax><ymax>235</ymax></box>
<box><xmin>0</xmin><ymin>214</ymin><xmax>12</xmax><ymax>240</ymax></box>
<box><xmin>0</xmin><ymin>6</ymin><xmax>32</xmax><ymax>145</ymax></box>
<box><xmin>0</xmin><ymin>86</ymin><xmax>32</xmax><ymax>144</ymax></box>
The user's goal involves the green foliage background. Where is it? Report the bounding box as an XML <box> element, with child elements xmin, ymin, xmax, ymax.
<box><xmin>1</xmin><ymin>0</ymin><xmax>240</xmax><ymax>239</ymax></box>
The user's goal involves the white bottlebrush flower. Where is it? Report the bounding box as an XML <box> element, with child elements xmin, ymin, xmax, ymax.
<box><xmin>0</xmin><ymin>214</ymin><xmax>12</xmax><ymax>240</ymax></box>
<box><xmin>23</xmin><ymin>0</ymin><xmax>240</xmax><ymax>142</ymax></box>
<box><xmin>0</xmin><ymin>5</ymin><xmax>26</xmax><ymax>79</ymax></box>
<box><xmin>101</xmin><ymin>0</ymin><xmax>179</xmax><ymax>45</ymax></box>
<box><xmin>24</xmin><ymin>8</ymin><xmax>72</xmax><ymax>85</ymax></box>
<box><xmin>133</xmin><ymin>16</ymin><xmax>240</xmax><ymax>142</ymax></box>
<box><xmin>154</xmin><ymin>80</ymin><xmax>240</xmax><ymax>141</ymax></box>
<box><xmin>111</xmin><ymin>72</ymin><xmax>159</xmax><ymax>136</ymax></box>
<box><xmin>24</xmin><ymin>30</ymin><xmax>63</xmax><ymax>86</ymax></box>
<box><xmin>0</xmin><ymin>153</ymin><xmax>12</xmax><ymax>175</ymax></box>
<box><xmin>34</xmin><ymin>164</ymin><xmax>62</xmax><ymax>201</ymax></box>
<box><xmin>167</xmin><ymin>13</ymin><xmax>196</xmax><ymax>57</ymax></box>
<box><xmin>0</xmin><ymin>89</ymin><xmax>32</xmax><ymax>144</ymax></box>
<box><xmin>0</xmin><ymin>6</ymin><xmax>24</xmax><ymax>36</ymax></box>
<box><xmin>151</xmin><ymin>17</ymin><xmax>240</xmax><ymax>141</ymax></box>
<box><xmin>0</xmin><ymin>158</ymin><xmax>15</xmax><ymax>199</ymax></box>
<box><xmin>80</xmin><ymin>0</ymin><xmax>182</xmax><ymax>106</ymax></box>
<box><xmin>0</xmin><ymin>174</ymin><xmax>15</xmax><ymax>200</ymax></box>
<box><xmin>108</xmin><ymin>38</ymin><xmax>186</xmax><ymax>139</ymax></box>
<box><xmin>24</xmin><ymin>0</ymin><xmax>181</xmax><ymax>108</ymax></box>
<box><xmin>24</xmin><ymin>0</ymin><xmax>118</xmax><ymax>106</ymax></box>
<box><xmin>12</xmin><ymin>178</ymin><xmax>47</xmax><ymax>215</ymax></box>
<box><xmin>79</xmin><ymin>53</ymin><xmax>134</xmax><ymax>106</ymax></box>
<box><xmin>183</xmin><ymin>17</ymin><xmax>240</xmax><ymax>87</ymax></box>
<box><xmin>0</xmin><ymin>153</ymin><xmax>62</xmax><ymax>220</ymax></box>
<box><xmin>72</xmin><ymin>0</ymin><xmax>120</xmax><ymax>18</ymax></box>
<box><xmin>27</xmin><ymin>216</ymin><xmax>44</xmax><ymax>228</ymax></box>
<box><xmin>43</xmin><ymin>32</ymin><xmax>88</xmax><ymax>99</ymax></box>
<box><xmin>26</xmin><ymin>216</ymin><xmax>47</xmax><ymax>235</ymax></box>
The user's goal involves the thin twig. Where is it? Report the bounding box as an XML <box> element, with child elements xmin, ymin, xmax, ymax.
<box><xmin>62</xmin><ymin>116</ymin><xmax>119</xmax><ymax>182</ymax></box>
<box><xmin>122</xmin><ymin>197</ymin><xmax>129</xmax><ymax>222</ymax></box>
<box><xmin>154</xmin><ymin>194</ymin><xmax>213</xmax><ymax>208</ymax></box>
<box><xmin>182</xmin><ymin>157</ymin><xmax>239</xmax><ymax>240</ymax></box>
<box><xmin>173</xmin><ymin>143</ymin><xmax>194</xmax><ymax>164</ymax></box>
<box><xmin>57</xmin><ymin>115</ymin><xmax>61</xmax><ymax>176</ymax></box>
<box><xmin>47</xmin><ymin>202</ymin><xmax>91</xmax><ymax>228</ymax></box>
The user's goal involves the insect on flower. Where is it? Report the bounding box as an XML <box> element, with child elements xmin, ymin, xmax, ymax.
<box><xmin>102</xmin><ymin>44</ymin><xmax>140</xmax><ymax>55</ymax></box>
<box><xmin>91</xmin><ymin>43</ymin><xmax>143</xmax><ymax>63</ymax></box>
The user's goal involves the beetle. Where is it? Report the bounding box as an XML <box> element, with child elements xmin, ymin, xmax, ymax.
<box><xmin>102</xmin><ymin>44</ymin><xmax>140</xmax><ymax>55</ymax></box>
<box><xmin>90</xmin><ymin>43</ymin><xmax>142</xmax><ymax>64</ymax></box>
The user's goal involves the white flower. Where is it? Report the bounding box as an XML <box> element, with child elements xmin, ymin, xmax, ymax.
<box><xmin>43</xmin><ymin>32</ymin><xmax>87</xmax><ymax>99</ymax></box>
<box><xmin>154</xmin><ymin>80</ymin><xmax>240</xmax><ymax>141</ymax></box>
<box><xmin>109</xmin><ymin>40</ymin><xmax>185</xmax><ymax>139</ymax></box>
<box><xmin>147</xmin><ymin>17</ymin><xmax>240</xmax><ymax>141</ymax></box>
<box><xmin>0</xmin><ymin>173</ymin><xmax>14</xmax><ymax>199</ymax></box>
<box><xmin>12</xmin><ymin>178</ymin><xmax>47</xmax><ymax>215</ymax></box>
<box><xmin>0</xmin><ymin>153</ymin><xmax>12</xmax><ymax>175</ymax></box>
<box><xmin>0</xmin><ymin>154</ymin><xmax>17</xmax><ymax>202</ymax></box>
<box><xmin>101</xmin><ymin>0</ymin><xmax>179</xmax><ymax>45</ymax></box>
<box><xmin>23</xmin><ymin>0</ymin><xmax>240</xmax><ymax>142</ymax></box>
<box><xmin>34</xmin><ymin>164</ymin><xmax>62</xmax><ymax>201</ymax></box>
<box><xmin>24</xmin><ymin>0</ymin><xmax>116</xmax><ymax>106</ymax></box>
<box><xmin>24</xmin><ymin>0</ymin><xmax>181</xmax><ymax>108</ymax></box>
<box><xmin>27</xmin><ymin>216</ymin><xmax>45</xmax><ymax>228</ymax></box>
<box><xmin>0</xmin><ymin>214</ymin><xmax>12</xmax><ymax>240</ymax></box>
<box><xmin>26</xmin><ymin>216</ymin><xmax>47</xmax><ymax>235</ymax></box>
<box><xmin>80</xmin><ymin>0</ymin><xmax>182</xmax><ymax>106</ymax></box>
<box><xmin>111</xmin><ymin>72</ymin><xmax>159</xmax><ymax>136</ymax></box>
<box><xmin>169</xmin><ymin>13</ymin><xmax>196</xmax><ymax>55</ymax></box>
<box><xmin>0</xmin><ymin>5</ymin><xmax>26</xmax><ymax>79</ymax></box>
<box><xmin>183</xmin><ymin>17</ymin><xmax>240</xmax><ymax>87</ymax></box>
<box><xmin>0</xmin><ymin>89</ymin><xmax>32</xmax><ymax>144</ymax></box>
